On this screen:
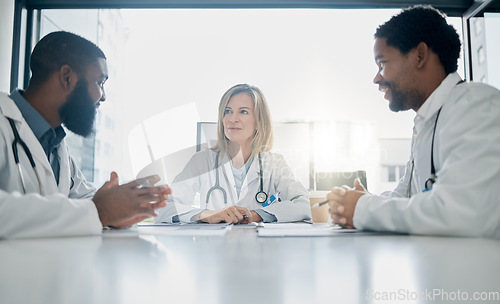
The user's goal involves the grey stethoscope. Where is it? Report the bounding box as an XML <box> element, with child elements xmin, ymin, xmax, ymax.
<box><xmin>205</xmin><ymin>152</ymin><xmax>268</xmax><ymax>206</ymax></box>
<box><xmin>7</xmin><ymin>117</ymin><xmax>44</xmax><ymax>195</ymax></box>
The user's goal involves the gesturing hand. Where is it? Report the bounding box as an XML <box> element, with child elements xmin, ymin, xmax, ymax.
<box><xmin>93</xmin><ymin>172</ymin><xmax>172</xmax><ymax>227</ymax></box>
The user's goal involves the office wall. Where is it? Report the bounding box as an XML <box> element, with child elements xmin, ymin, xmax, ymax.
<box><xmin>0</xmin><ymin>0</ymin><xmax>14</xmax><ymax>92</ymax></box>
<box><xmin>485</xmin><ymin>13</ymin><xmax>500</xmax><ymax>89</ymax></box>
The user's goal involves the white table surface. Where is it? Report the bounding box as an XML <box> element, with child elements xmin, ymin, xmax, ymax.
<box><xmin>1</xmin><ymin>225</ymin><xmax>499</xmax><ymax>304</ymax></box>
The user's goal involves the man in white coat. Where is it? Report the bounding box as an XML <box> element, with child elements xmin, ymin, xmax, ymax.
<box><xmin>0</xmin><ymin>31</ymin><xmax>171</xmax><ymax>239</ymax></box>
<box><xmin>328</xmin><ymin>5</ymin><xmax>500</xmax><ymax>238</ymax></box>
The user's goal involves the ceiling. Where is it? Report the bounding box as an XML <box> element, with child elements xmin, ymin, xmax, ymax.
<box><xmin>21</xmin><ymin>0</ymin><xmax>500</xmax><ymax>17</ymax></box>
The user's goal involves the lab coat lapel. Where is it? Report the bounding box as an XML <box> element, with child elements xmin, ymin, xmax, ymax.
<box><xmin>220</xmin><ymin>153</ymin><xmax>238</xmax><ymax>204</ymax></box>
<box><xmin>413</xmin><ymin>73</ymin><xmax>463</xmax><ymax>191</ymax></box>
<box><xmin>57</xmin><ymin>142</ymin><xmax>71</xmax><ymax>196</ymax></box>
<box><xmin>1</xmin><ymin>96</ymin><xmax>59</xmax><ymax>194</ymax></box>
<box><xmin>240</xmin><ymin>155</ymin><xmax>260</xmax><ymax>200</ymax></box>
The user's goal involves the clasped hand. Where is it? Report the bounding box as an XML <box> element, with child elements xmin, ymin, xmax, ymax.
<box><xmin>327</xmin><ymin>178</ymin><xmax>367</xmax><ymax>229</ymax></box>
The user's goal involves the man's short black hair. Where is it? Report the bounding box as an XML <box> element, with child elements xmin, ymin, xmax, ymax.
<box><xmin>374</xmin><ymin>5</ymin><xmax>461</xmax><ymax>74</ymax></box>
<box><xmin>29</xmin><ymin>31</ymin><xmax>106</xmax><ymax>87</ymax></box>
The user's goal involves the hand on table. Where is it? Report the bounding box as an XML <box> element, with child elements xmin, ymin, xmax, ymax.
<box><xmin>195</xmin><ymin>206</ymin><xmax>261</xmax><ymax>224</ymax></box>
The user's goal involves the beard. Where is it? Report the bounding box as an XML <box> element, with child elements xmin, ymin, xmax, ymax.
<box><xmin>386</xmin><ymin>81</ymin><xmax>425</xmax><ymax>112</ymax></box>
<box><xmin>59</xmin><ymin>79</ymin><xmax>97</xmax><ymax>137</ymax></box>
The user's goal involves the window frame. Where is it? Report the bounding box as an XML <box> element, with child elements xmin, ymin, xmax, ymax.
<box><xmin>10</xmin><ymin>0</ymin><xmax>500</xmax><ymax>92</ymax></box>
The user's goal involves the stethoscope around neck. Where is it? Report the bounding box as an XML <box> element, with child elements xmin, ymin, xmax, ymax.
<box><xmin>406</xmin><ymin>79</ymin><xmax>465</xmax><ymax>197</ymax></box>
<box><xmin>205</xmin><ymin>151</ymin><xmax>268</xmax><ymax>207</ymax></box>
<box><xmin>7</xmin><ymin>117</ymin><xmax>44</xmax><ymax>195</ymax></box>
<box><xmin>406</xmin><ymin>106</ymin><xmax>442</xmax><ymax>197</ymax></box>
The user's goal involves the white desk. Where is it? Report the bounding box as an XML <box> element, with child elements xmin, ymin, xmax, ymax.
<box><xmin>1</xmin><ymin>226</ymin><xmax>499</xmax><ymax>304</ymax></box>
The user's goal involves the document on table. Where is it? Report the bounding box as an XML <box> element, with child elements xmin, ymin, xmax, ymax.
<box><xmin>103</xmin><ymin>223</ymin><xmax>232</xmax><ymax>237</ymax></box>
<box><xmin>139</xmin><ymin>225</ymin><xmax>232</xmax><ymax>236</ymax></box>
<box><xmin>256</xmin><ymin>223</ymin><xmax>360</xmax><ymax>237</ymax></box>
<box><xmin>138</xmin><ymin>222</ymin><xmax>231</xmax><ymax>228</ymax></box>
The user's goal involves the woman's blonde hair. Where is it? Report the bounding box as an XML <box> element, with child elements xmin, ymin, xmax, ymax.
<box><xmin>212</xmin><ymin>84</ymin><xmax>273</xmax><ymax>158</ymax></box>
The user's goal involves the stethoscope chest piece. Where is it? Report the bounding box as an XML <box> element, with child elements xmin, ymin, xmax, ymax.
<box><xmin>423</xmin><ymin>174</ymin><xmax>436</xmax><ymax>192</ymax></box>
<box><xmin>255</xmin><ymin>191</ymin><xmax>268</xmax><ymax>204</ymax></box>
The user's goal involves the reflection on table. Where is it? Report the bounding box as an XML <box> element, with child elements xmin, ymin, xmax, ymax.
<box><xmin>1</xmin><ymin>226</ymin><xmax>499</xmax><ymax>304</ymax></box>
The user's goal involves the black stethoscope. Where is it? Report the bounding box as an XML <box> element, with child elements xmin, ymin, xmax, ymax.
<box><xmin>405</xmin><ymin>108</ymin><xmax>441</xmax><ymax>197</ymax></box>
<box><xmin>205</xmin><ymin>152</ymin><xmax>268</xmax><ymax>206</ymax></box>
<box><xmin>7</xmin><ymin>117</ymin><xmax>44</xmax><ymax>195</ymax></box>
<box><xmin>423</xmin><ymin>107</ymin><xmax>442</xmax><ymax>192</ymax></box>
<box><xmin>407</xmin><ymin>80</ymin><xmax>465</xmax><ymax>197</ymax></box>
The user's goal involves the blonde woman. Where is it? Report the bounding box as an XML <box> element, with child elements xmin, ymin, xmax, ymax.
<box><xmin>156</xmin><ymin>84</ymin><xmax>310</xmax><ymax>224</ymax></box>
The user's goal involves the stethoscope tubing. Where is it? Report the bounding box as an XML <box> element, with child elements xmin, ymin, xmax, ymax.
<box><xmin>255</xmin><ymin>154</ymin><xmax>267</xmax><ymax>203</ymax></box>
<box><xmin>7</xmin><ymin>117</ymin><xmax>44</xmax><ymax>195</ymax></box>
<box><xmin>205</xmin><ymin>152</ymin><xmax>227</xmax><ymax>206</ymax></box>
<box><xmin>407</xmin><ymin>80</ymin><xmax>465</xmax><ymax>196</ymax></box>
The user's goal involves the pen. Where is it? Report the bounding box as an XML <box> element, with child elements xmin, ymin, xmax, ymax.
<box><xmin>311</xmin><ymin>199</ymin><xmax>328</xmax><ymax>209</ymax></box>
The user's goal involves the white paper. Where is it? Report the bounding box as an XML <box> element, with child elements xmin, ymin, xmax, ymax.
<box><xmin>138</xmin><ymin>222</ymin><xmax>231</xmax><ymax>228</ymax></box>
<box><xmin>258</xmin><ymin>222</ymin><xmax>327</xmax><ymax>229</ymax></box>
<box><xmin>257</xmin><ymin>223</ymin><xmax>359</xmax><ymax>237</ymax></box>
<box><xmin>103</xmin><ymin>224</ymin><xmax>232</xmax><ymax>237</ymax></box>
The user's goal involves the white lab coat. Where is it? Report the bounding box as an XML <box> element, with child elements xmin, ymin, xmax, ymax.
<box><xmin>156</xmin><ymin>149</ymin><xmax>311</xmax><ymax>223</ymax></box>
<box><xmin>0</xmin><ymin>92</ymin><xmax>102</xmax><ymax>239</ymax></box>
<box><xmin>354</xmin><ymin>73</ymin><xmax>500</xmax><ymax>238</ymax></box>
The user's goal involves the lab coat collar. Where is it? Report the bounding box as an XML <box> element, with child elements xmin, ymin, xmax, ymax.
<box><xmin>221</xmin><ymin>152</ymin><xmax>260</xmax><ymax>182</ymax></box>
<box><xmin>9</xmin><ymin>89</ymin><xmax>53</xmax><ymax>141</ymax></box>
<box><xmin>417</xmin><ymin>72</ymin><xmax>462</xmax><ymax>122</ymax></box>
<box><xmin>221</xmin><ymin>152</ymin><xmax>261</xmax><ymax>201</ymax></box>
<box><xmin>0</xmin><ymin>92</ymin><xmax>24</xmax><ymax>121</ymax></box>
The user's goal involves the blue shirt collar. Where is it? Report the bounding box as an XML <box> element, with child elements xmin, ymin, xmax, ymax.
<box><xmin>9</xmin><ymin>89</ymin><xmax>66</xmax><ymax>155</ymax></box>
<box><xmin>10</xmin><ymin>89</ymin><xmax>52</xmax><ymax>139</ymax></box>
